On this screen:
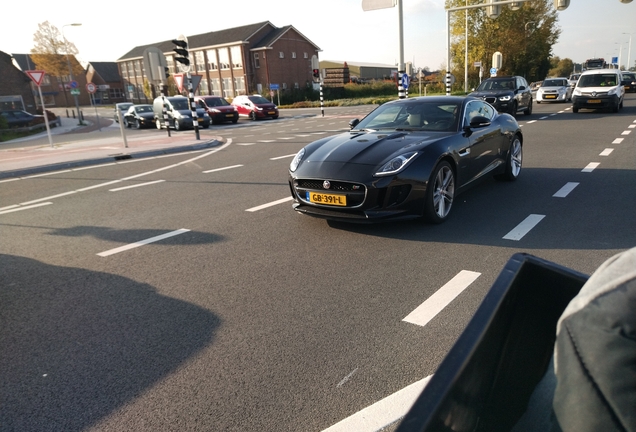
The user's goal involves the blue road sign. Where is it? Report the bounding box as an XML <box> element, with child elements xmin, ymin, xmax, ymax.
<box><xmin>70</xmin><ymin>80</ymin><xmax>78</xmax><ymax>89</ymax></box>
<box><xmin>270</xmin><ymin>84</ymin><xmax>279</xmax><ymax>90</ymax></box>
<box><xmin>401</xmin><ymin>74</ymin><xmax>410</xmax><ymax>88</ymax></box>
<box><xmin>490</xmin><ymin>67</ymin><xmax>497</xmax><ymax>75</ymax></box>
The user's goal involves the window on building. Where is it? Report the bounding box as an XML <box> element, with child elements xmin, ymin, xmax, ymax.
<box><xmin>234</xmin><ymin>77</ymin><xmax>245</xmax><ymax>96</ymax></box>
<box><xmin>230</xmin><ymin>46</ymin><xmax>242</xmax><ymax>69</ymax></box>
<box><xmin>218</xmin><ymin>48</ymin><xmax>230</xmax><ymax>70</ymax></box>
<box><xmin>279</xmin><ymin>52</ymin><xmax>284</xmax><ymax>58</ymax></box>
<box><xmin>254</xmin><ymin>53</ymin><xmax>260</xmax><ymax>69</ymax></box>
<box><xmin>198</xmin><ymin>78</ymin><xmax>209</xmax><ymax>96</ymax></box>
<box><xmin>207</xmin><ymin>50</ymin><xmax>218</xmax><ymax>70</ymax></box>
<box><xmin>282</xmin><ymin>83</ymin><xmax>287</xmax><ymax>90</ymax></box>
<box><xmin>166</xmin><ymin>57</ymin><xmax>175</xmax><ymax>75</ymax></box>
<box><xmin>133</xmin><ymin>61</ymin><xmax>141</xmax><ymax>77</ymax></box>
<box><xmin>292</xmin><ymin>52</ymin><xmax>296</xmax><ymax>59</ymax></box>
<box><xmin>121</xmin><ymin>63</ymin><xmax>127</xmax><ymax>79</ymax></box>
<box><xmin>195</xmin><ymin>51</ymin><xmax>205</xmax><ymax>73</ymax></box>
<box><xmin>304</xmin><ymin>52</ymin><xmax>308</xmax><ymax>59</ymax></box>
<box><xmin>222</xmin><ymin>77</ymin><xmax>233</xmax><ymax>98</ymax></box>
<box><xmin>294</xmin><ymin>82</ymin><xmax>299</xmax><ymax>89</ymax></box>
<box><xmin>210</xmin><ymin>78</ymin><xmax>221</xmax><ymax>96</ymax></box>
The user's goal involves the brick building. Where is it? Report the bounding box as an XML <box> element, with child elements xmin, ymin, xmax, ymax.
<box><xmin>117</xmin><ymin>21</ymin><xmax>321</xmax><ymax>103</ymax></box>
<box><xmin>12</xmin><ymin>53</ymin><xmax>91</xmax><ymax>108</ymax></box>
<box><xmin>0</xmin><ymin>51</ymin><xmax>38</xmax><ymax>113</ymax></box>
<box><xmin>86</xmin><ymin>62</ymin><xmax>125</xmax><ymax>104</ymax></box>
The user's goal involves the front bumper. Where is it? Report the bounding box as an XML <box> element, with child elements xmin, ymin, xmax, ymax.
<box><xmin>572</xmin><ymin>94</ymin><xmax>619</xmax><ymax>110</ymax></box>
<box><xmin>537</xmin><ymin>92</ymin><xmax>568</xmax><ymax>102</ymax></box>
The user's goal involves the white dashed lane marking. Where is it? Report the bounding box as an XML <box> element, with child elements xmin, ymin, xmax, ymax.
<box><xmin>503</xmin><ymin>214</ymin><xmax>545</xmax><ymax>241</ymax></box>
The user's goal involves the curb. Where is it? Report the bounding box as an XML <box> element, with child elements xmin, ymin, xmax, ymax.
<box><xmin>0</xmin><ymin>139</ymin><xmax>221</xmax><ymax>180</ymax></box>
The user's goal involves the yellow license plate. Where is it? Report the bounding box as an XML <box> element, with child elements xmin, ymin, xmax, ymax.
<box><xmin>308</xmin><ymin>192</ymin><xmax>347</xmax><ymax>206</ymax></box>
<box><xmin>588</xmin><ymin>99</ymin><xmax>601</xmax><ymax>103</ymax></box>
<box><xmin>545</xmin><ymin>95</ymin><xmax>556</xmax><ymax>99</ymax></box>
<box><xmin>268</xmin><ymin>111</ymin><xmax>276</xmax><ymax>115</ymax></box>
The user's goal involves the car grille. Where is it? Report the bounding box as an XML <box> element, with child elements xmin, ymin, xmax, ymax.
<box><xmin>293</xmin><ymin>178</ymin><xmax>366</xmax><ymax>207</ymax></box>
<box><xmin>484</xmin><ymin>97</ymin><xmax>497</xmax><ymax>104</ymax></box>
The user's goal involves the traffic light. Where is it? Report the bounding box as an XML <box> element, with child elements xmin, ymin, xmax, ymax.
<box><xmin>312</xmin><ymin>69</ymin><xmax>320</xmax><ymax>82</ymax></box>
<box><xmin>164</xmin><ymin>66</ymin><xmax>170</xmax><ymax>79</ymax></box>
<box><xmin>172</xmin><ymin>38</ymin><xmax>190</xmax><ymax>69</ymax></box>
<box><xmin>554</xmin><ymin>0</ymin><xmax>569</xmax><ymax>10</ymax></box>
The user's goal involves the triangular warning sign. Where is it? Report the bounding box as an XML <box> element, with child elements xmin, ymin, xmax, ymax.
<box><xmin>25</xmin><ymin>70</ymin><xmax>46</xmax><ymax>86</ymax></box>
<box><xmin>173</xmin><ymin>73</ymin><xmax>184</xmax><ymax>93</ymax></box>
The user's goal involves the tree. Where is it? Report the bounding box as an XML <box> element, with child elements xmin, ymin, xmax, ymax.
<box><xmin>30</xmin><ymin>21</ymin><xmax>84</xmax><ymax>106</ymax></box>
<box><xmin>446</xmin><ymin>0</ymin><xmax>561</xmax><ymax>88</ymax></box>
<box><xmin>548</xmin><ymin>57</ymin><xmax>575</xmax><ymax>77</ymax></box>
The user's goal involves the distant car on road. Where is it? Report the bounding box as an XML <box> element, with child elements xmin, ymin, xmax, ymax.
<box><xmin>152</xmin><ymin>96</ymin><xmax>210</xmax><ymax>130</ymax></box>
<box><xmin>122</xmin><ymin>104</ymin><xmax>156</xmax><ymax>129</ymax></box>
<box><xmin>572</xmin><ymin>69</ymin><xmax>625</xmax><ymax>113</ymax></box>
<box><xmin>195</xmin><ymin>96</ymin><xmax>238</xmax><ymax>124</ymax></box>
<box><xmin>536</xmin><ymin>78</ymin><xmax>572</xmax><ymax>103</ymax></box>
<box><xmin>621</xmin><ymin>72</ymin><xmax>636</xmax><ymax>93</ymax></box>
<box><xmin>114</xmin><ymin>103</ymin><xmax>133</xmax><ymax>123</ymax></box>
<box><xmin>231</xmin><ymin>95</ymin><xmax>279</xmax><ymax>120</ymax></box>
<box><xmin>568</xmin><ymin>73</ymin><xmax>581</xmax><ymax>88</ymax></box>
<box><xmin>0</xmin><ymin>110</ymin><xmax>38</xmax><ymax>128</ymax></box>
<box><xmin>469</xmin><ymin>76</ymin><xmax>533</xmax><ymax>116</ymax></box>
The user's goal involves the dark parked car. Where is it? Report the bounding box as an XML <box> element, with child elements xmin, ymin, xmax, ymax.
<box><xmin>621</xmin><ymin>72</ymin><xmax>636</xmax><ymax>93</ymax></box>
<box><xmin>195</xmin><ymin>96</ymin><xmax>238</xmax><ymax>124</ymax></box>
<box><xmin>288</xmin><ymin>96</ymin><xmax>523</xmax><ymax>223</ymax></box>
<box><xmin>231</xmin><ymin>95</ymin><xmax>279</xmax><ymax>120</ymax></box>
<box><xmin>122</xmin><ymin>104</ymin><xmax>156</xmax><ymax>129</ymax></box>
<box><xmin>0</xmin><ymin>110</ymin><xmax>38</xmax><ymax>128</ymax></box>
<box><xmin>469</xmin><ymin>76</ymin><xmax>533</xmax><ymax>116</ymax></box>
<box><xmin>114</xmin><ymin>102</ymin><xmax>133</xmax><ymax>123</ymax></box>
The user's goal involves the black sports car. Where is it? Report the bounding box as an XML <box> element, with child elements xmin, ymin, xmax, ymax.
<box><xmin>288</xmin><ymin>96</ymin><xmax>522</xmax><ymax>223</ymax></box>
<box><xmin>122</xmin><ymin>104</ymin><xmax>156</xmax><ymax>129</ymax></box>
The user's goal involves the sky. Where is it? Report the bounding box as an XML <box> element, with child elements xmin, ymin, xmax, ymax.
<box><xmin>2</xmin><ymin>0</ymin><xmax>634</xmax><ymax>72</ymax></box>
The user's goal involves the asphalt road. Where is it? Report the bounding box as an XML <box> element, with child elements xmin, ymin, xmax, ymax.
<box><xmin>1</xmin><ymin>97</ymin><xmax>635</xmax><ymax>431</ymax></box>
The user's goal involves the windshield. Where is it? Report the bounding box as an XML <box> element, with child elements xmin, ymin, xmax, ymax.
<box><xmin>169</xmin><ymin>98</ymin><xmax>190</xmax><ymax>110</ymax></box>
<box><xmin>203</xmin><ymin>97</ymin><xmax>230</xmax><ymax>107</ymax></box>
<box><xmin>248</xmin><ymin>96</ymin><xmax>271</xmax><ymax>104</ymax></box>
<box><xmin>623</xmin><ymin>73</ymin><xmax>636</xmax><ymax>80</ymax></box>
<box><xmin>577</xmin><ymin>74</ymin><xmax>619</xmax><ymax>88</ymax></box>
<box><xmin>542</xmin><ymin>79</ymin><xmax>567</xmax><ymax>87</ymax></box>
<box><xmin>135</xmin><ymin>105</ymin><xmax>153</xmax><ymax>113</ymax></box>
<box><xmin>477</xmin><ymin>79</ymin><xmax>515</xmax><ymax>91</ymax></box>
<box><xmin>353</xmin><ymin>100</ymin><xmax>460</xmax><ymax>132</ymax></box>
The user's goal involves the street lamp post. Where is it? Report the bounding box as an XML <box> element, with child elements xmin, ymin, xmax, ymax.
<box><xmin>62</xmin><ymin>23</ymin><xmax>83</xmax><ymax>125</ymax></box>
<box><xmin>623</xmin><ymin>33</ymin><xmax>633</xmax><ymax>71</ymax></box>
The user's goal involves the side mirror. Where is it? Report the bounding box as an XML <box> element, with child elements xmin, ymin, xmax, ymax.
<box><xmin>518</xmin><ymin>86</ymin><xmax>526</xmax><ymax>91</ymax></box>
<box><xmin>349</xmin><ymin>119</ymin><xmax>360</xmax><ymax>129</ymax></box>
<box><xmin>468</xmin><ymin>116</ymin><xmax>491</xmax><ymax>129</ymax></box>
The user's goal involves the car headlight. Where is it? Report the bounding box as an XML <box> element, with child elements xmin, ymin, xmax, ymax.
<box><xmin>375</xmin><ymin>152</ymin><xmax>418</xmax><ymax>177</ymax></box>
<box><xmin>210</xmin><ymin>109</ymin><xmax>221</xmax><ymax>114</ymax></box>
<box><xmin>203</xmin><ymin>113</ymin><xmax>210</xmax><ymax>119</ymax></box>
<box><xmin>290</xmin><ymin>148</ymin><xmax>305</xmax><ymax>172</ymax></box>
<box><xmin>174</xmin><ymin>112</ymin><xmax>183</xmax><ymax>119</ymax></box>
<box><xmin>573</xmin><ymin>88</ymin><xmax>582</xmax><ymax>96</ymax></box>
<box><xmin>608</xmin><ymin>87</ymin><xmax>619</xmax><ymax>96</ymax></box>
<box><xmin>499</xmin><ymin>95</ymin><xmax>512</xmax><ymax>101</ymax></box>
<box><xmin>255</xmin><ymin>106</ymin><xmax>262</xmax><ymax>111</ymax></box>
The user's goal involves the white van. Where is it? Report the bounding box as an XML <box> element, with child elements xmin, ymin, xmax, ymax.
<box><xmin>572</xmin><ymin>69</ymin><xmax>625</xmax><ymax>113</ymax></box>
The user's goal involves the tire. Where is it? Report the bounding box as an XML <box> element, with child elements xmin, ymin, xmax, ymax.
<box><xmin>523</xmin><ymin>99</ymin><xmax>532</xmax><ymax>115</ymax></box>
<box><xmin>573</xmin><ymin>106</ymin><xmax>579</xmax><ymax>113</ymax></box>
<box><xmin>424</xmin><ymin>161</ymin><xmax>455</xmax><ymax>224</ymax></box>
<box><xmin>174</xmin><ymin>120</ymin><xmax>181</xmax><ymax>131</ymax></box>
<box><xmin>232</xmin><ymin>118</ymin><xmax>238</xmax><ymax>124</ymax></box>
<box><xmin>495</xmin><ymin>135</ymin><xmax>522</xmax><ymax>181</ymax></box>
<box><xmin>272</xmin><ymin>115</ymin><xmax>279</xmax><ymax>120</ymax></box>
<box><xmin>202</xmin><ymin>123</ymin><xmax>209</xmax><ymax>129</ymax></box>
<box><xmin>123</xmin><ymin>118</ymin><xmax>130</xmax><ymax>128</ymax></box>
<box><xmin>250</xmin><ymin>111</ymin><xmax>257</xmax><ymax>121</ymax></box>
<box><xmin>135</xmin><ymin>119</ymin><xmax>141</xmax><ymax>129</ymax></box>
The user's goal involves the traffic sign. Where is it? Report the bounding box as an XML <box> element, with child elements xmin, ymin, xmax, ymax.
<box><xmin>490</xmin><ymin>67</ymin><xmax>497</xmax><ymax>77</ymax></box>
<box><xmin>70</xmin><ymin>80</ymin><xmax>78</xmax><ymax>89</ymax></box>
<box><xmin>401</xmin><ymin>73</ymin><xmax>410</xmax><ymax>88</ymax></box>
<box><xmin>173</xmin><ymin>73</ymin><xmax>184</xmax><ymax>92</ymax></box>
<box><xmin>270</xmin><ymin>83</ymin><xmax>279</xmax><ymax>90</ymax></box>
<box><xmin>70</xmin><ymin>89</ymin><xmax>80</xmax><ymax>95</ymax></box>
<box><xmin>86</xmin><ymin>82</ymin><xmax>96</xmax><ymax>93</ymax></box>
<box><xmin>25</xmin><ymin>70</ymin><xmax>46</xmax><ymax>86</ymax></box>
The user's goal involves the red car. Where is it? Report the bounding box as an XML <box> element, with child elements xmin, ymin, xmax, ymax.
<box><xmin>231</xmin><ymin>95</ymin><xmax>279</xmax><ymax>120</ymax></box>
<box><xmin>195</xmin><ymin>96</ymin><xmax>238</xmax><ymax>124</ymax></box>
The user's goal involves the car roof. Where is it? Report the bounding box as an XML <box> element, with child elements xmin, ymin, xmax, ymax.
<box><xmin>580</xmin><ymin>68</ymin><xmax>621</xmax><ymax>75</ymax></box>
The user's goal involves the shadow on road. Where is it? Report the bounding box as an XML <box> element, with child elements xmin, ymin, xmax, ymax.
<box><xmin>0</xmin><ymin>254</ymin><xmax>220</xmax><ymax>431</ymax></box>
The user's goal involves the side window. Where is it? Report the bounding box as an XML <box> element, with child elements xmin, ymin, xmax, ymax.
<box><xmin>464</xmin><ymin>101</ymin><xmax>494</xmax><ymax>126</ymax></box>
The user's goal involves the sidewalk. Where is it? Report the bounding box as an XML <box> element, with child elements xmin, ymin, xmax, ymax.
<box><xmin>0</xmin><ymin>115</ymin><xmax>221</xmax><ymax>180</ymax></box>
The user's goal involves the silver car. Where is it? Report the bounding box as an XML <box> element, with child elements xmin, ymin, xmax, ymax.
<box><xmin>536</xmin><ymin>78</ymin><xmax>573</xmax><ymax>103</ymax></box>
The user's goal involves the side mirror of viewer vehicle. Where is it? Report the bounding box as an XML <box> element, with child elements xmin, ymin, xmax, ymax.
<box><xmin>349</xmin><ymin>119</ymin><xmax>360</xmax><ymax>129</ymax></box>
